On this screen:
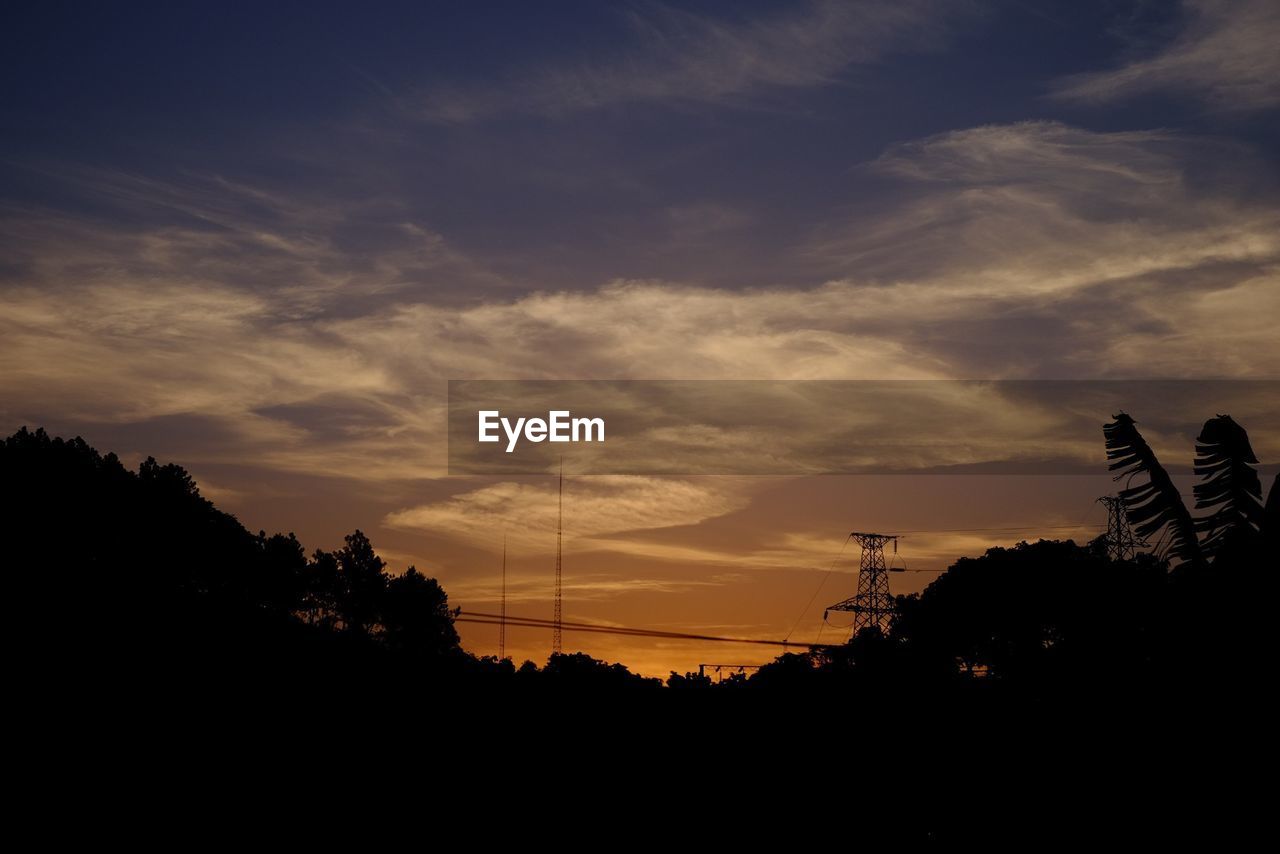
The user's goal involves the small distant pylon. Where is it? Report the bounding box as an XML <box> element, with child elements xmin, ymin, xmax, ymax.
<box><xmin>1099</xmin><ymin>496</ymin><xmax>1144</xmax><ymax>561</ymax></box>
<box><xmin>825</xmin><ymin>532</ymin><xmax>900</xmax><ymax>635</ymax></box>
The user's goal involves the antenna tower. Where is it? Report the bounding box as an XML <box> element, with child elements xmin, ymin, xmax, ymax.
<box><xmin>553</xmin><ymin>463</ymin><xmax>563</xmax><ymax>654</ymax></box>
<box><xmin>499</xmin><ymin>536</ymin><xmax>507</xmax><ymax>660</ymax></box>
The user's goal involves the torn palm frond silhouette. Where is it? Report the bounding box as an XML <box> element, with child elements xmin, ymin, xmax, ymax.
<box><xmin>1193</xmin><ymin>414</ymin><xmax>1264</xmax><ymax>560</ymax></box>
<box><xmin>1103</xmin><ymin>413</ymin><xmax>1204</xmax><ymax>567</ymax></box>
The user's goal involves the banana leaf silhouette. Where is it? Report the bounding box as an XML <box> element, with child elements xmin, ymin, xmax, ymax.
<box><xmin>1103</xmin><ymin>413</ymin><xmax>1204</xmax><ymax>567</ymax></box>
<box><xmin>1193</xmin><ymin>415</ymin><xmax>1264</xmax><ymax>559</ymax></box>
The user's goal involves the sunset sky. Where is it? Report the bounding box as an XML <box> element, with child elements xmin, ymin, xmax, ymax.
<box><xmin>3</xmin><ymin>1</ymin><xmax>1278</xmax><ymax>676</ymax></box>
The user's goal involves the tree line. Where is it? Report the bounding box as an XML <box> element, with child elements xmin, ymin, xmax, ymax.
<box><xmin>4</xmin><ymin>415</ymin><xmax>1274</xmax><ymax>706</ymax></box>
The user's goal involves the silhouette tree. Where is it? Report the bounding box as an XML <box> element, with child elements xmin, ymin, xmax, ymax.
<box><xmin>256</xmin><ymin>531</ymin><xmax>307</xmax><ymax>615</ymax></box>
<box><xmin>750</xmin><ymin>651</ymin><xmax>822</xmax><ymax>689</ymax></box>
<box><xmin>332</xmin><ymin>529</ymin><xmax>387</xmax><ymax>636</ymax></box>
<box><xmin>301</xmin><ymin>548</ymin><xmax>342</xmax><ymax>628</ymax></box>
<box><xmin>539</xmin><ymin>652</ymin><xmax>662</xmax><ymax>691</ymax></box>
<box><xmin>666</xmin><ymin>670</ymin><xmax>714</xmax><ymax>690</ymax></box>
<box><xmin>382</xmin><ymin>566</ymin><xmax>460</xmax><ymax>657</ymax></box>
<box><xmin>891</xmin><ymin>539</ymin><xmax>1166</xmax><ymax>689</ymax></box>
<box><xmin>1</xmin><ymin>427</ymin><xmax>471</xmax><ymax>684</ymax></box>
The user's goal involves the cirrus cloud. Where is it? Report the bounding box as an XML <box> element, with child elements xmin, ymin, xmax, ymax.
<box><xmin>414</xmin><ymin>0</ymin><xmax>975</xmax><ymax>122</ymax></box>
<box><xmin>3</xmin><ymin>122</ymin><xmax>1278</xmax><ymax>488</ymax></box>
<box><xmin>1052</xmin><ymin>0</ymin><xmax>1280</xmax><ymax>111</ymax></box>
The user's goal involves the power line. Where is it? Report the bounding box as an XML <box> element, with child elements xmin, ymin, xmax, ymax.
<box><xmin>783</xmin><ymin>533</ymin><xmax>852</xmax><ymax>643</ymax></box>
<box><xmin>458</xmin><ymin>610</ymin><xmax>831</xmax><ymax>649</ymax></box>
<box><xmin>457</xmin><ymin>617</ymin><xmax>818</xmax><ymax>648</ymax></box>
<box><xmin>888</xmin><ymin>524</ymin><xmax>1101</xmax><ymax>534</ymax></box>
<box><xmin>468</xmin><ymin>506</ymin><xmax>1113</xmax><ymax>654</ymax></box>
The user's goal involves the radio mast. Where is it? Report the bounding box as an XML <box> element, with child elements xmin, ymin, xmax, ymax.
<box><xmin>553</xmin><ymin>461</ymin><xmax>563</xmax><ymax>654</ymax></box>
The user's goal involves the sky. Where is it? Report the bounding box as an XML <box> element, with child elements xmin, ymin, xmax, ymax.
<box><xmin>3</xmin><ymin>0</ymin><xmax>1279</xmax><ymax>676</ymax></box>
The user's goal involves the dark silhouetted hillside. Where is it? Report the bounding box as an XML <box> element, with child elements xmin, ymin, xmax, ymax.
<box><xmin>5</xmin><ymin>426</ymin><xmax>1266</xmax><ymax>843</ymax></box>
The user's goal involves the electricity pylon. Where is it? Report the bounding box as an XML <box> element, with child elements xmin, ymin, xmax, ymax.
<box><xmin>1099</xmin><ymin>496</ymin><xmax>1144</xmax><ymax>561</ymax></box>
<box><xmin>825</xmin><ymin>532</ymin><xmax>900</xmax><ymax>635</ymax></box>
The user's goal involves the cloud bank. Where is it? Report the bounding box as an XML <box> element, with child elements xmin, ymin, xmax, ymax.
<box><xmin>3</xmin><ymin>122</ymin><xmax>1278</xmax><ymax>489</ymax></box>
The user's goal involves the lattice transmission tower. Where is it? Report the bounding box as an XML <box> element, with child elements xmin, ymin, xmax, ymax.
<box><xmin>1098</xmin><ymin>496</ymin><xmax>1145</xmax><ymax>561</ymax></box>
<box><xmin>825</xmin><ymin>532</ymin><xmax>900</xmax><ymax>635</ymax></box>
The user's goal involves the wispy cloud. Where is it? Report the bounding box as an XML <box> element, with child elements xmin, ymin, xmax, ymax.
<box><xmin>807</xmin><ymin>121</ymin><xmax>1280</xmax><ymax>377</ymax></box>
<box><xmin>436</xmin><ymin>571</ymin><xmax>735</xmax><ymax>607</ymax></box>
<box><xmin>0</xmin><ymin>166</ymin><xmax>508</xmax><ymax>308</ymax></box>
<box><xmin>1051</xmin><ymin>0</ymin><xmax>1280</xmax><ymax>110</ymax></box>
<box><xmin>385</xmin><ymin>477</ymin><xmax>750</xmax><ymax>552</ymax></box>
<box><xmin>3</xmin><ymin>123</ymin><xmax>1278</xmax><ymax>490</ymax></box>
<box><xmin>414</xmin><ymin>0</ymin><xmax>972</xmax><ymax>122</ymax></box>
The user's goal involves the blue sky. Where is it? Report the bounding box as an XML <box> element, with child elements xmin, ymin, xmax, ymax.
<box><xmin>6</xmin><ymin>0</ymin><xmax>1276</xmax><ymax>294</ymax></box>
